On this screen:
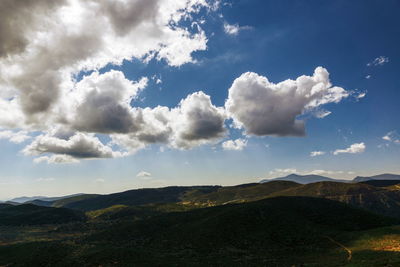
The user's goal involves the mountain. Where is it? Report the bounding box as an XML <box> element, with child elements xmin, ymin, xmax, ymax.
<box><xmin>353</xmin><ymin>173</ymin><xmax>400</xmax><ymax>182</ymax></box>
<box><xmin>0</xmin><ymin>204</ymin><xmax>86</xmax><ymax>226</ymax></box>
<box><xmin>9</xmin><ymin>193</ymin><xmax>85</xmax><ymax>204</ymax></box>
<box><xmin>260</xmin><ymin>173</ymin><xmax>344</xmax><ymax>184</ymax></box>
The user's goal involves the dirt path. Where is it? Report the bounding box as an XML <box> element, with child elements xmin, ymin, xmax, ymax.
<box><xmin>325</xmin><ymin>236</ymin><xmax>352</xmax><ymax>261</ymax></box>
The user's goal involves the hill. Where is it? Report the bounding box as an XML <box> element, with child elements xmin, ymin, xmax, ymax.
<box><xmin>0</xmin><ymin>196</ymin><xmax>397</xmax><ymax>266</ymax></box>
<box><xmin>361</xmin><ymin>180</ymin><xmax>400</xmax><ymax>188</ymax></box>
<box><xmin>0</xmin><ymin>204</ymin><xmax>86</xmax><ymax>226</ymax></box>
<box><xmin>268</xmin><ymin>181</ymin><xmax>400</xmax><ymax>218</ymax></box>
<box><xmin>353</xmin><ymin>173</ymin><xmax>400</xmax><ymax>183</ymax></box>
<box><xmin>60</xmin><ymin>186</ymin><xmax>220</xmax><ymax>211</ymax></box>
<box><xmin>260</xmin><ymin>173</ymin><xmax>344</xmax><ymax>184</ymax></box>
<box><xmin>182</xmin><ymin>180</ymin><xmax>300</xmax><ymax>205</ymax></box>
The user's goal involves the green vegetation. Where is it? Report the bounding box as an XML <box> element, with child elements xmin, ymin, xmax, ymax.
<box><xmin>0</xmin><ymin>204</ymin><xmax>86</xmax><ymax>226</ymax></box>
<box><xmin>2</xmin><ymin>180</ymin><xmax>400</xmax><ymax>266</ymax></box>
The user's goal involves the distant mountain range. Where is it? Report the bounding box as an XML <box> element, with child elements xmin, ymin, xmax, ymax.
<box><xmin>260</xmin><ymin>173</ymin><xmax>400</xmax><ymax>184</ymax></box>
<box><xmin>8</xmin><ymin>193</ymin><xmax>85</xmax><ymax>204</ymax></box>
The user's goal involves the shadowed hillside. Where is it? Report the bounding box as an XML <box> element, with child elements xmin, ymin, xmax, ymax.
<box><xmin>0</xmin><ymin>197</ymin><xmax>398</xmax><ymax>266</ymax></box>
<box><xmin>0</xmin><ymin>204</ymin><xmax>86</xmax><ymax>226</ymax></box>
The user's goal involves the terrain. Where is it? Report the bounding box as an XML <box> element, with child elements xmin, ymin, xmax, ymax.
<box><xmin>2</xmin><ymin>174</ymin><xmax>400</xmax><ymax>266</ymax></box>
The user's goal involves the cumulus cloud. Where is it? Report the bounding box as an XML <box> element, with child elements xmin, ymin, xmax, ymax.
<box><xmin>23</xmin><ymin>132</ymin><xmax>123</xmax><ymax>163</ymax></box>
<box><xmin>169</xmin><ymin>91</ymin><xmax>227</xmax><ymax>149</ymax></box>
<box><xmin>310</xmin><ymin>151</ymin><xmax>325</xmax><ymax>157</ymax></box>
<box><xmin>333</xmin><ymin>142</ymin><xmax>366</xmax><ymax>155</ymax></box>
<box><xmin>225</xmin><ymin>67</ymin><xmax>349</xmax><ymax>136</ymax></box>
<box><xmin>367</xmin><ymin>56</ymin><xmax>389</xmax><ymax>66</ymax></box>
<box><xmin>0</xmin><ymin>130</ymin><xmax>31</xmax><ymax>144</ymax></box>
<box><xmin>67</xmin><ymin>71</ymin><xmax>148</xmax><ymax>134</ymax></box>
<box><xmin>0</xmin><ymin>1</ymin><xmax>357</xmax><ymax>164</ymax></box>
<box><xmin>222</xmin><ymin>138</ymin><xmax>247</xmax><ymax>151</ymax></box>
<box><xmin>0</xmin><ymin>0</ymin><xmax>212</xmax><ymax>122</ymax></box>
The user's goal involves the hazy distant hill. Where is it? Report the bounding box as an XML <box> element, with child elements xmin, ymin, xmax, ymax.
<box><xmin>10</xmin><ymin>193</ymin><xmax>85</xmax><ymax>204</ymax></box>
<box><xmin>260</xmin><ymin>173</ymin><xmax>344</xmax><ymax>184</ymax></box>
<box><xmin>353</xmin><ymin>173</ymin><xmax>400</xmax><ymax>183</ymax></box>
<box><xmin>0</xmin><ymin>204</ymin><xmax>85</xmax><ymax>226</ymax></box>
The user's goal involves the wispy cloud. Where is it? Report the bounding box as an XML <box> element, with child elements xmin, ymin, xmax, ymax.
<box><xmin>223</xmin><ymin>22</ymin><xmax>252</xmax><ymax>36</ymax></box>
<box><xmin>310</xmin><ymin>151</ymin><xmax>326</xmax><ymax>157</ymax></box>
<box><xmin>367</xmin><ymin>56</ymin><xmax>389</xmax><ymax>66</ymax></box>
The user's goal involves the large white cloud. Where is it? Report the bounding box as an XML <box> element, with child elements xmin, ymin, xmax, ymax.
<box><xmin>0</xmin><ymin>0</ymin><xmax>212</xmax><ymax>123</ymax></box>
<box><xmin>225</xmin><ymin>67</ymin><xmax>349</xmax><ymax>136</ymax></box>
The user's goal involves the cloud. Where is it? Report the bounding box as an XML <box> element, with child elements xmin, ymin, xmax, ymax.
<box><xmin>169</xmin><ymin>91</ymin><xmax>227</xmax><ymax>149</ymax></box>
<box><xmin>23</xmin><ymin>132</ymin><xmax>123</xmax><ymax>162</ymax></box>
<box><xmin>333</xmin><ymin>142</ymin><xmax>366</xmax><ymax>155</ymax></box>
<box><xmin>225</xmin><ymin>67</ymin><xmax>349</xmax><ymax>136</ymax></box>
<box><xmin>0</xmin><ymin>130</ymin><xmax>31</xmax><ymax>144</ymax></box>
<box><xmin>0</xmin><ymin>0</ymin><xmax>212</xmax><ymax>122</ymax></box>
<box><xmin>269</xmin><ymin>168</ymin><xmax>298</xmax><ymax>176</ymax></box>
<box><xmin>222</xmin><ymin>138</ymin><xmax>247</xmax><ymax>151</ymax></box>
<box><xmin>367</xmin><ymin>56</ymin><xmax>389</xmax><ymax>66</ymax></box>
<box><xmin>223</xmin><ymin>22</ymin><xmax>252</xmax><ymax>36</ymax></box>
<box><xmin>67</xmin><ymin>71</ymin><xmax>148</xmax><ymax>134</ymax></box>
<box><xmin>382</xmin><ymin>131</ymin><xmax>400</xmax><ymax>144</ymax></box>
<box><xmin>310</xmin><ymin>151</ymin><xmax>325</xmax><ymax>157</ymax></box>
<box><xmin>136</xmin><ymin>171</ymin><xmax>152</xmax><ymax>180</ymax></box>
<box><xmin>365</xmin><ymin>75</ymin><xmax>371</xmax><ymax>79</ymax></box>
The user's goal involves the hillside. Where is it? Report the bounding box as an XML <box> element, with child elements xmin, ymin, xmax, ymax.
<box><xmin>61</xmin><ymin>186</ymin><xmax>220</xmax><ymax>211</ymax></box>
<box><xmin>268</xmin><ymin>181</ymin><xmax>400</xmax><ymax>218</ymax></box>
<box><xmin>182</xmin><ymin>180</ymin><xmax>300</xmax><ymax>205</ymax></box>
<box><xmin>0</xmin><ymin>197</ymin><xmax>397</xmax><ymax>266</ymax></box>
<box><xmin>0</xmin><ymin>204</ymin><xmax>86</xmax><ymax>226</ymax></box>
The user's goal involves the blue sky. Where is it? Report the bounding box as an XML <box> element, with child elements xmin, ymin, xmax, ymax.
<box><xmin>0</xmin><ymin>0</ymin><xmax>399</xmax><ymax>200</ymax></box>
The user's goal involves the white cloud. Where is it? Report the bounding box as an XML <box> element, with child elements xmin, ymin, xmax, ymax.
<box><xmin>225</xmin><ymin>67</ymin><xmax>349</xmax><ymax>136</ymax></box>
<box><xmin>367</xmin><ymin>56</ymin><xmax>389</xmax><ymax>66</ymax></box>
<box><xmin>0</xmin><ymin>130</ymin><xmax>31</xmax><ymax>144</ymax></box>
<box><xmin>24</xmin><ymin>132</ymin><xmax>124</xmax><ymax>163</ymax></box>
<box><xmin>136</xmin><ymin>171</ymin><xmax>152</xmax><ymax>180</ymax></box>
<box><xmin>333</xmin><ymin>142</ymin><xmax>366</xmax><ymax>155</ymax></box>
<box><xmin>382</xmin><ymin>131</ymin><xmax>400</xmax><ymax>144</ymax></box>
<box><xmin>310</xmin><ymin>151</ymin><xmax>325</xmax><ymax>157</ymax></box>
<box><xmin>269</xmin><ymin>168</ymin><xmax>297</xmax><ymax>176</ymax></box>
<box><xmin>222</xmin><ymin>138</ymin><xmax>247</xmax><ymax>151</ymax></box>
<box><xmin>33</xmin><ymin>155</ymin><xmax>79</xmax><ymax>164</ymax></box>
<box><xmin>365</xmin><ymin>75</ymin><xmax>371</xmax><ymax>79</ymax></box>
<box><xmin>223</xmin><ymin>22</ymin><xmax>252</xmax><ymax>36</ymax></box>
<box><xmin>0</xmin><ymin>0</ymin><xmax>212</xmax><ymax>123</ymax></box>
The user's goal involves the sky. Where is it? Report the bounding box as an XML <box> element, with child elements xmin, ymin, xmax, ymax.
<box><xmin>0</xmin><ymin>0</ymin><xmax>399</xmax><ymax>200</ymax></box>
